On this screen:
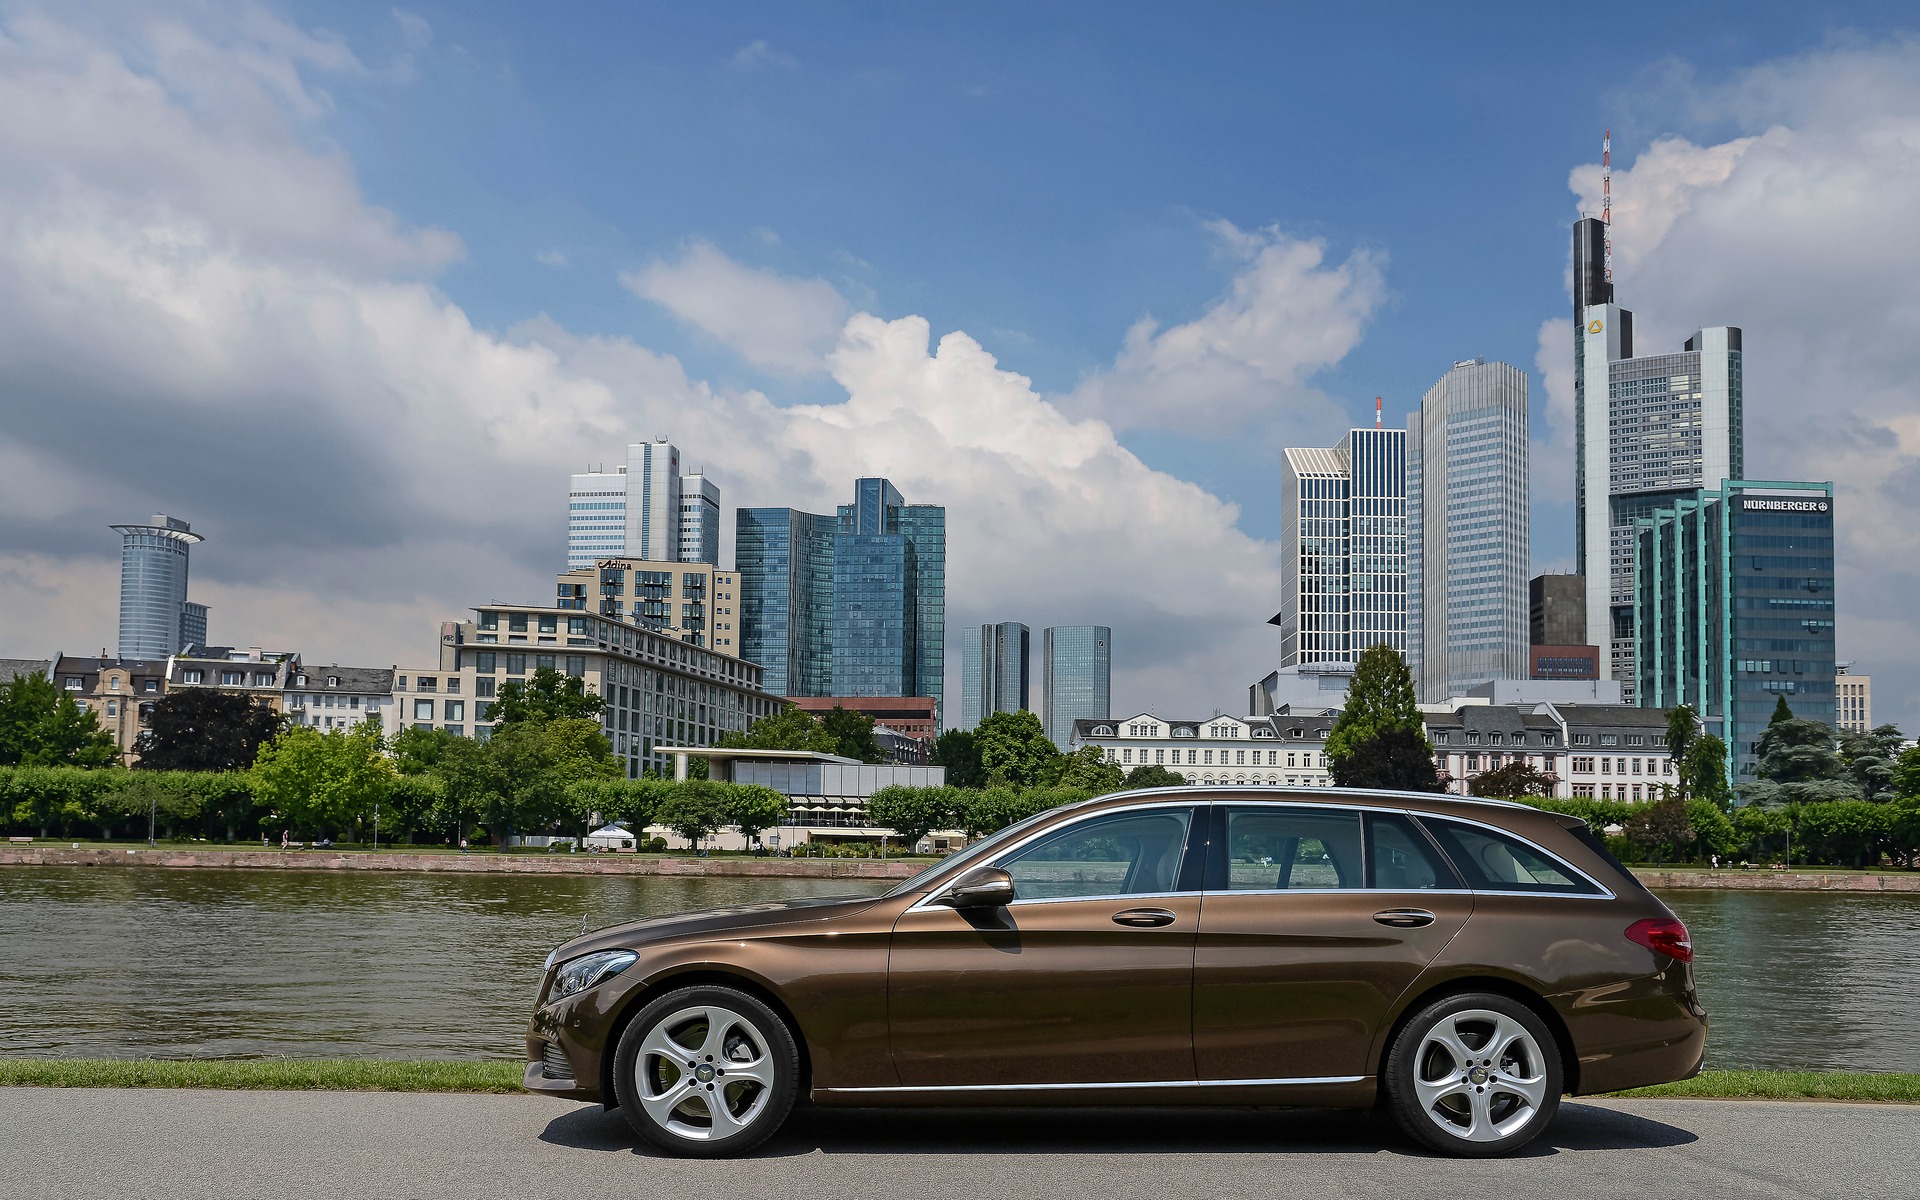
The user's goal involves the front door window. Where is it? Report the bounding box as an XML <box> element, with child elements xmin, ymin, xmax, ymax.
<box><xmin>998</xmin><ymin>807</ymin><xmax>1194</xmax><ymax>900</ymax></box>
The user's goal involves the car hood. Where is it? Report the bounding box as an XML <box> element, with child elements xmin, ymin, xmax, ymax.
<box><xmin>545</xmin><ymin>892</ymin><xmax>890</xmax><ymax>968</ymax></box>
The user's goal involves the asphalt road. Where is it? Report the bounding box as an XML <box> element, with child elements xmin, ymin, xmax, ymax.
<box><xmin>1</xmin><ymin>1088</ymin><xmax>1912</xmax><ymax>1200</ymax></box>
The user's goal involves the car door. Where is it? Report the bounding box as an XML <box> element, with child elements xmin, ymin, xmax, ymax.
<box><xmin>1191</xmin><ymin>805</ymin><xmax>1473</xmax><ymax>1082</ymax></box>
<box><xmin>887</xmin><ymin>803</ymin><xmax>1206</xmax><ymax>1088</ymax></box>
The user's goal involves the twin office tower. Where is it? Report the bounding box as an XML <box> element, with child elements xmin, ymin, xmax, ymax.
<box><xmin>959</xmin><ymin>623</ymin><xmax>1113</xmax><ymax>749</ymax></box>
<box><xmin>1276</xmin><ymin>216</ymin><xmax>1745</xmax><ymax>705</ymax></box>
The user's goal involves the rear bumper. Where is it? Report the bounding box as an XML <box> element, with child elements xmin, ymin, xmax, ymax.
<box><xmin>1560</xmin><ymin>969</ymin><xmax>1709</xmax><ymax>1096</ymax></box>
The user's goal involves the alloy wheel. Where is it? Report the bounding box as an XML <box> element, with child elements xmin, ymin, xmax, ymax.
<box><xmin>634</xmin><ymin>1005</ymin><xmax>777</xmax><ymax>1140</ymax></box>
<box><xmin>1411</xmin><ymin>1008</ymin><xmax>1550</xmax><ymax>1143</ymax></box>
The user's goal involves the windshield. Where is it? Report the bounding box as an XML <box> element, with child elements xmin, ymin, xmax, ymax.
<box><xmin>881</xmin><ymin>806</ymin><xmax>1065</xmax><ymax>898</ymax></box>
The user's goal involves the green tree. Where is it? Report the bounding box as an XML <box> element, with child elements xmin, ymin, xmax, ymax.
<box><xmin>1325</xmin><ymin>643</ymin><xmax>1424</xmax><ymax>767</ymax></box>
<box><xmin>1468</xmin><ymin>760</ymin><xmax>1557</xmax><ymax>799</ymax></box>
<box><xmin>654</xmin><ymin>780</ymin><xmax>733</xmax><ymax>849</ymax></box>
<box><xmin>931</xmin><ymin>729</ymin><xmax>983</xmax><ymax>788</ymax></box>
<box><xmin>1745</xmin><ymin>717</ymin><xmax>1857</xmax><ymax>807</ymax></box>
<box><xmin>1769</xmin><ymin>695</ymin><xmax>1795</xmax><ymax>726</ymax></box>
<box><xmin>818</xmin><ymin>706</ymin><xmax>883</xmax><ymax>763</ymax></box>
<box><xmin>1054</xmin><ymin>745</ymin><xmax>1124</xmax><ymax>794</ymax></box>
<box><xmin>389</xmin><ymin>726</ymin><xmax>463</xmax><ymax>775</ymax></box>
<box><xmin>974</xmin><ymin>711</ymin><xmax>1060</xmax><ymax>787</ymax></box>
<box><xmin>482</xmin><ymin>717</ymin><xmax>620</xmax><ymax>842</ymax></box>
<box><xmin>487</xmin><ymin>668</ymin><xmax>604</xmax><ymax>726</ymax></box>
<box><xmin>1896</xmin><ymin>745</ymin><xmax>1920</xmax><ymax>803</ymax></box>
<box><xmin>956</xmin><ymin>785</ymin><xmax>1061</xmax><ymax>837</ymax></box>
<box><xmin>1683</xmin><ymin>734</ymin><xmax>1735</xmax><ymax>812</ymax></box>
<box><xmin>250</xmin><ymin>722</ymin><xmax>396</xmax><ymax>838</ymax></box>
<box><xmin>725</xmin><ymin>783</ymin><xmax>790</xmax><ymax>845</ymax></box>
<box><xmin>0</xmin><ymin>674</ymin><xmax>119</xmax><ymax>768</ymax></box>
<box><xmin>133</xmin><ymin>689</ymin><xmax>283</xmax><ymax>772</ymax></box>
<box><xmin>1329</xmin><ymin>726</ymin><xmax>1446</xmax><ymax>793</ymax></box>
<box><xmin>1664</xmin><ymin>706</ymin><xmax>1700</xmax><ymax>801</ymax></box>
<box><xmin>716</xmin><ymin>707</ymin><xmax>838</xmax><ymax>754</ymax></box>
<box><xmin>566</xmin><ymin>777</ymin><xmax>670</xmax><ymax>833</ymax></box>
<box><xmin>867</xmin><ymin>785</ymin><xmax>964</xmax><ymax>849</ymax></box>
<box><xmin>1122</xmin><ymin>763</ymin><xmax>1187</xmax><ymax>790</ymax></box>
<box><xmin>1625</xmin><ymin>795</ymin><xmax>1694</xmax><ymax>864</ymax></box>
<box><xmin>1837</xmin><ymin>724</ymin><xmax>1905</xmax><ymax>802</ymax></box>
<box><xmin>1797</xmin><ymin>800</ymin><xmax>1892</xmax><ymax>868</ymax></box>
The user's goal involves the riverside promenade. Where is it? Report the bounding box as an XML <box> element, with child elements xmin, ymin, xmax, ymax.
<box><xmin>3</xmin><ymin>844</ymin><xmax>1916</xmax><ymax>888</ymax></box>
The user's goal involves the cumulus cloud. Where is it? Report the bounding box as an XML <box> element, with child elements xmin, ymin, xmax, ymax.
<box><xmin>1561</xmin><ymin>37</ymin><xmax>1920</xmax><ymax>726</ymax></box>
<box><xmin>1064</xmin><ymin>221</ymin><xmax>1384</xmax><ymax>438</ymax></box>
<box><xmin>0</xmin><ymin>7</ymin><xmax>1286</xmax><ymax>718</ymax></box>
<box><xmin>622</xmin><ymin>242</ymin><xmax>851</xmax><ymax>375</ymax></box>
<box><xmin>730</xmin><ymin>40</ymin><xmax>796</xmax><ymax>70</ymax></box>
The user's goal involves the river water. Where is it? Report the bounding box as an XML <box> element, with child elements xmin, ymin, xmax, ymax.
<box><xmin>1</xmin><ymin>868</ymin><xmax>1914</xmax><ymax>1072</ymax></box>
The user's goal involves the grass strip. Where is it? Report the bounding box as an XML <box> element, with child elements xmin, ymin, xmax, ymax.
<box><xmin>1607</xmin><ymin>1070</ymin><xmax>1920</xmax><ymax>1103</ymax></box>
<box><xmin>0</xmin><ymin>1058</ymin><xmax>524</xmax><ymax>1093</ymax></box>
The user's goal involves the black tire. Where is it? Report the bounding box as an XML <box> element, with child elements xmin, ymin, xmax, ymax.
<box><xmin>611</xmin><ymin>985</ymin><xmax>800</xmax><ymax>1158</ymax></box>
<box><xmin>1383</xmin><ymin>992</ymin><xmax>1563</xmax><ymax>1157</ymax></box>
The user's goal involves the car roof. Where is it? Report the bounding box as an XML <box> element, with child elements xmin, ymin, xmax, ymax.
<box><xmin>1067</xmin><ymin>785</ymin><xmax>1553</xmax><ymax>822</ymax></box>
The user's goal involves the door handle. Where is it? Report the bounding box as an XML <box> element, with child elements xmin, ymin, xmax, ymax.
<box><xmin>1112</xmin><ymin>908</ymin><xmax>1178</xmax><ymax>928</ymax></box>
<box><xmin>1373</xmin><ymin>909</ymin><xmax>1436</xmax><ymax>928</ymax></box>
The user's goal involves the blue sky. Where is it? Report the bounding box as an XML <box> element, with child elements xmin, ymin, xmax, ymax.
<box><xmin>3</xmin><ymin>1</ymin><xmax>1917</xmax><ymax>727</ymax></box>
<box><xmin>296</xmin><ymin>0</ymin><xmax>1917</xmax><ymax>555</ymax></box>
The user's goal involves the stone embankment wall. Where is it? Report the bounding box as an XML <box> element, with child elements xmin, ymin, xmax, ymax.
<box><xmin>1633</xmin><ymin>869</ymin><xmax>1919</xmax><ymax>892</ymax></box>
<box><xmin>0</xmin><ymin>846</ymin><xmax>923</xmax><ymax>879</ymax></box>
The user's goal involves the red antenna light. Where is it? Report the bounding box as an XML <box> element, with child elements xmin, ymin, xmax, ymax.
<box><xmin>1602</xmin><ymin>130</ymin><xmax>1613</xmax><ymax>286</ymax></box>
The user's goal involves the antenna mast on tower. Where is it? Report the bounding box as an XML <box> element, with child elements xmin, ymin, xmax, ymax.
<box><xmin>1375</xmin><ymin>396</ymin><xmax>1383</xmax><ymax>430</ymax></box>
<box><xmin>1602</xmin><ymin>130</ymin><xmax>1613</xmax><ymax>287</ymax></box>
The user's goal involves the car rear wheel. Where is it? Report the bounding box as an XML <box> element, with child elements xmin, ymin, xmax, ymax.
<box><xmin>1383</xmin><ymin>992</ymin><xmax>1562</xmax><ymax>1157</ymax></box>
<box><xmin>612</xmin><ymin>985</ymin><xmax>799</xmax><ymax>1158</ymax></box>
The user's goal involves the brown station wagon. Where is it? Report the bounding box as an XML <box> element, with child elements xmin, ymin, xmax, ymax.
<box><xmin>525</xmin><ymin>787</ymin><xmax>1705</xmax><ymax>1158</ymax></box>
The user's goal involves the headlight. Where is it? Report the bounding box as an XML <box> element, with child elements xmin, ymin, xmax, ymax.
<box><xmin>548</xmin><ymin>950</ymin><xmax>638</xmax><ymax>1002</ymax></box>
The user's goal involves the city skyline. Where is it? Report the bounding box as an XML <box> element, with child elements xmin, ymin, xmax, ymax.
<box><xmin>0</xmin><ymin>5</ymin><xmax>1914</xmax><ymax>731</ymax></box>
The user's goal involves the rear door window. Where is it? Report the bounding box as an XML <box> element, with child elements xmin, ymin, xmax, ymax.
<box><xmin>1365</xmin><ymin>813</ymin><xmax>1462</xmax><ymax>890</ymax></box>
<box><xmin>1214</xmin><ymin>807</ymin><xmax>1362</xmax><ymax>891</ymax></box>
<box><xmin>1418</xmin><ymin>817</ymin><xmax>1603</xmax><ymax>895</ymax></box>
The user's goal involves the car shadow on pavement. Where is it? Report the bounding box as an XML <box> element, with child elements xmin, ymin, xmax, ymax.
<box><xmin>538</xmin><ymin>1100</ymin><xmax>1697</xmax><ymax>1159</ymax></box>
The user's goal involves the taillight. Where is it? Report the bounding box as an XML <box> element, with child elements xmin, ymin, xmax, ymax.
<box><xmin>1625</xmin><ymin>917</ymin><xmax>1693</xmax><ymax>963</ymax></box>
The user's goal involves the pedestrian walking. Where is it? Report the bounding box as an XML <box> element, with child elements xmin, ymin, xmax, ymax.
<box><xmin>459</xmin><ymin>837</ymin><xmax>468</xmax><ymax>854</ymax></box>
<box><xmin>279</xmin><ymin>830</ymin><xmax>288</xmax><ymax>851</ymax></box>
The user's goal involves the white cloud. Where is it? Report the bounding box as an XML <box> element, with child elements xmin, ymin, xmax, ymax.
<box><xmin>730</xmin><ymin>40</ymin><xmax>795</xmax><ymax>70</ymax></box>
<box><xmin>534</xmin><ymin>249</ymin><xmax>568</xmax><ymax>268</ymax></box>
<box><xmin>1064</xmin><ymin>221</ymin><xmax>1384</xmax><ymax>438</ymax></box>
<box><xmin>1560</xmin><ymin>37</ymin><xmax>1920</xmax><ymax>728</ymax></box>
<box><xmin>0</xmin><ymin>7</ymin><xmax>1288</xmax><ymax>720</ymax></box>
<box><xmin>391</xmin><ymin>9</ymin><xmax>432</xmax><ymax>50</ymax></box>
<box><xmin>622</xmin><ymin>242</ymin><xmax>850</xmax><ymax>375</ymax></box>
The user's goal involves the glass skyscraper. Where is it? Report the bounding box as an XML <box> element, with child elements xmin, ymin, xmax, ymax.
<box><xmin>1042</xmin><ymin>626</ymin><xmax>1110</xmax><ymax>748</ymax></box>
<box><xmin>1633</xmin><ymin>481</ymin><xmax>1834</xmax><ymax>781</ymax></box>
<box><xmin>737</xmin><ymin>478</ymin><xmax>945</xmax><ymax>718</ymax></box>
<box><xmin>1574</xmin><ymin>215</ymin><xmax>1744</xmax><ymax>701</ymax></box>
<box><xmin>735</xmin><ymin>508</ymin><xmax>835</xmax><ymax>697</ymax></box>
<box><xmin>1274</xmin><ymin>427</ymin><xmax>1407</xmax><ymax>666</ymax></box>
<box><xmin>959</xmin><ymin>622</ymin><xmax>1030</xmax><ymax>731</ymax></box>
<box><xmin>1407</xmin><ymin>359</ymin><xmax>1530</xmax><ymax>702</ymax></box>
<box><xmin>111</xmin><ymin>515</ymin><xmax>204</xmax><ymax>659</ymax></box>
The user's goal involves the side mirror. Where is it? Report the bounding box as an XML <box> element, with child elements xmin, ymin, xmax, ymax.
<box><xmin>934</xmin><ymin>866</ymin><xmax>1017</xmax><ymax>910</ymax></box>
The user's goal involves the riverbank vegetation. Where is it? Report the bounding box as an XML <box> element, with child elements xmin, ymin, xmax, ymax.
<box><xmin>3</xmin><ymin>1059</ymin><xmax>1913</xmax><ymax>1103</ymax></box>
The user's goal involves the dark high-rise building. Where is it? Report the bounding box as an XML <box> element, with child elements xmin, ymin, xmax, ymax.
<box><xmin>1633</xmin><ymin>482</ymin><xmax>1835</xmax><ymax>782</ymax></box>
<box><xmin>1530</xmin><ymin>575</ymin><xmax>1587</xmax><ymax>646</ymax></box>
<box><xmin>735</xmin><ymin>508</ymin><xmax>835</xmax><ymax>697</ymax></box>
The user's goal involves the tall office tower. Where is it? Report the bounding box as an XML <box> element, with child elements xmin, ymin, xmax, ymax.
<box><xmin>111</xmin><ymin>515</ymin><xmax>205</xmax><ymax>658</ymax></box>
<box><xmin>1634</xmin><ymin>482</ymin><xmax>1834</xmax><ymax>781</ymax></box>
<box><xmin>1042</xmin><ymin>626</ymin><xmax>1111</xmax><ymax>748</ymax></box>
<box><xmin>832</xmin><ymin>478</ymin><xmax>946</xmax><ymax>718</ymax></box>
<box><xmin>735</xmin><ymin>508</ymin><xmax>837</xmax><ymax>697</ymax></box>
<box><xmin>678</xmin><ymin>472</ymin><xmax>721</xmax><ymax>566</ymax></box>
<box><xmin>566</xmin><ymin>439</ymin><xmax>699</xmax><ymax>570</ymax></box>
<box><xmin>1407</xmin><ymin>359</ymin><xmax>1530</xmax><ymax>702</ymax></box>
<box><xmin>958</xmin><ymin>622</ymin><xmax>1031</xmax><ymax>730</ymax></box>
<box><xmin>1573</xmin><ymin>214</ymin><xmax>1744</xmax><ymax>701</ymax></box>
<box><xmin>1272</xmin><ymin>424</ymin><xmax>1408</xmax><ymax>666</ymax></box>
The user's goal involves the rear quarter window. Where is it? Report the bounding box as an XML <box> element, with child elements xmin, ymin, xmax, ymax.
<box><xmin>1418</xmin><ymin>817</ymin><xmax>1604</xmax><ymax>895</ymax></box>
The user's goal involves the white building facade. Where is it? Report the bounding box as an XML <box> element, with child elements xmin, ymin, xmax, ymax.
<box><xmin>1274</xmin><ymin>427</ymin><xmax>1408</xmax><ymax>668</ymax></box>
<box><xmin>1071</xmin><ymin>712</ymin><xmax>1337</xmax><ymax>788</ymax></box>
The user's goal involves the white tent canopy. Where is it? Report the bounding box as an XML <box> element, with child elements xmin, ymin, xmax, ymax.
<box><xmin>585</xmin><ymin>824</ymin><xmax>636</xmax><ymax>849</ymax></box>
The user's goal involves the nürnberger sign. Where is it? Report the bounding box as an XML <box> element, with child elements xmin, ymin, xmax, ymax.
<box><xmin>1742</xmin><ymin>498</ymin><xmax>1829</xmax><ymax>512</ymax></box>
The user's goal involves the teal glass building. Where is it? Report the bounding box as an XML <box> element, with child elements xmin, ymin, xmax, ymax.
<box><xmin>1042</xmin><ymin>625</ymin><xmax>1110</xmax><ymax>748</ymax></box>
<box><xmin>737</xmin><ymin>478</ymin><xmax>945</xmax><ymax>721</ymax></box>
<box><xmin>1633</xmin><ymin>481</ymin><xmax>1835</xmax><ymax>783</ymax></box>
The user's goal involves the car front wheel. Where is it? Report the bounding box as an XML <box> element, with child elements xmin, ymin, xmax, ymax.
<box><xmin>1383</xmin><ymin>992</ymin><xmax>1562</xmax><ymax>1157</ymax></box>
<box><xmin>612</xmin><ymin>985</ymin><xmax>799</xmax><ymax>1158</ymax></box>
